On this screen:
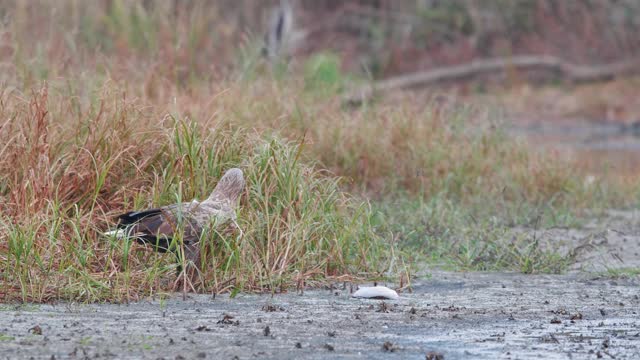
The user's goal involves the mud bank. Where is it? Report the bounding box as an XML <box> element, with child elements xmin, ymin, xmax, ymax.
<box><xmin>0</xmin><ymin>270</ymin><xmax>638</xmax><ymax>359</ymax></box>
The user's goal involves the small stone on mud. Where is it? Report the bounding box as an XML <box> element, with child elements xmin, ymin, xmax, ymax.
<box><xmin>441</xmin><ymin>305</ymin><xmax>462</xmax><ymax>312</ymax></box>
<box><xmin>295</xmin><ymin>342</ymin><xmax>302</xmax><ymax>349</ymax></box>
<box><xmin>382</xmin><ymin>341</ymin><xmax>400</xmax><ymax>352</ymax></box>
<box><xmin>426</xmin><ymin>351</ymin><xmax>445</xmax><ymax>360</ymax></box>
<box><xmin>570</xmin><ymin>313</ymin><xmax>583</xmax><ymax>320</ymax></box>
<box><xmin>376</xmin><ymin>302</ymin><xmax>391</xmax><ymax>313</ymax></box>
<box><xmin>263</xmin><ymin>326</ymin><xmax>270</xmax><ymax>337</ymax></box>
<box><xmin>217</xmin><ymin>314</ymin><xmax>239</xmax><ymax>325</ymax></box>
<box><xmin>324</xmin><ymin>344</ymin><xmax>335</xmax><ymax>351</ymax></box>
<box><xmin>551</xmin><ymin>308</ymin><xmax>568</xmax><ymax>315</ymax></box>
<box><xmin>262</xmin><ymin>305</ymin><xmax>285</xmax><ymax>312</ymax></box>
<box><xmin>550</xmin><ymin>318</ymin><xmax>562</xmax><ymax>324</ymax></box>
<box><xmin>327</xmin><ymin>331</ymin><xmax>336</xmax><ymax>337</ymax></box>
<box><xmin>541</xmin><ymin>334</ymin><xmax>559</xmax><ymax>343</ymax></box>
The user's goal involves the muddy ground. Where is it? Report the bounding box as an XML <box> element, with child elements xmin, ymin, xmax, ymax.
<box><xmin>1</xmin><ymin>211</ymin><xmax>639</xmax><ymax>359</ymax></box>
<box><xmin>0</xmin><ymin>272</ymin><xmax>638</xmax><ymax>359</ymax></box>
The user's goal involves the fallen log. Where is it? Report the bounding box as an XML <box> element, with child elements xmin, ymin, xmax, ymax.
<box><xmin>344</xmin><ymin>55</ymin><xmax>640</xmax><ymax>105</ymax></box>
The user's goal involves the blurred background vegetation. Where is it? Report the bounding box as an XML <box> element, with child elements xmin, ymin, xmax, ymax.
<box><xmin>2</xmin><ymin>0</ymin><xmax>640</xmax><ymax>84</ymax></box>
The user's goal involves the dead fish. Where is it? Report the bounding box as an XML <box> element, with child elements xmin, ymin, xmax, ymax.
<box><xmin>352</xmin><ymin>286</ymin><xmax>399</xmax><ymax>300</ymax></box>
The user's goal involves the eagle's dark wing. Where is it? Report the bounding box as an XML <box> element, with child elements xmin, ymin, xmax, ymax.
<box><xmin>115</xmin><ymin>203</ymin><xmax>202</xmax><ymax>262</ymax></box>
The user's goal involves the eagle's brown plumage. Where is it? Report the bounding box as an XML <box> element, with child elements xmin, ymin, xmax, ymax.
<box><xmin>107</xmin><ymin>168</ymin><xmax>245</xmax><ymax>266</ymax></box>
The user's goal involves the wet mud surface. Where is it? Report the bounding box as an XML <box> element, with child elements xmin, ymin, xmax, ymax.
<box><xmin>0</xmin><ymin>270</ymin><xmax>638</xmax><ymax>359</ymax></box>
<box><xmin>514</xmin><ymin>209</ymin><xmax>640</xmax><ymax>272</ymax></box>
